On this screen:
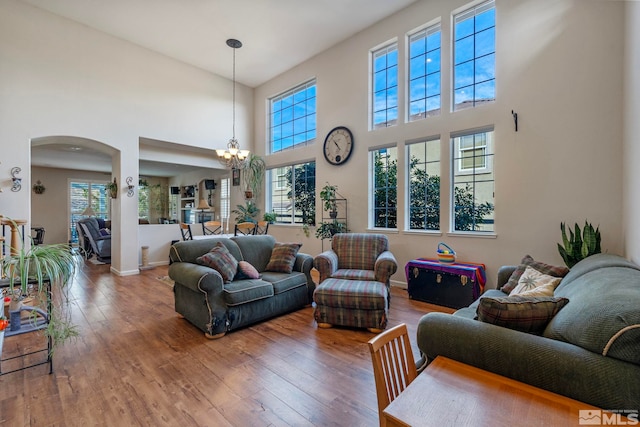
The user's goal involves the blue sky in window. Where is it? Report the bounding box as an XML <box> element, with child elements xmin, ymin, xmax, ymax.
<box><xmin>373</xmin><ymin>46</ymin><xmax>398</xmax><ymax>125</ymax></box>
<box><xmin>454</xmin><ymin>6</ymin><xmax>495</xmax><ymax>105</ymax></box>
<box><xmin>409</xmin><ymin>28</ymin><xmax>441</xmax><ymax>116</ymax></box>
<box><xmin>271</xmin><ymin>84</ymin><xmax>316</xmax><ymax>151</ymax></box>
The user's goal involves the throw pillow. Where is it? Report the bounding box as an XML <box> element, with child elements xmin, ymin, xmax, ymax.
<box><xmin>265</xmin><ymin>242</ymin><xmax>302</xmax><ymax>273</ymax></box>
<box><xmin>476</xmin><ymin>295</ymin><xmax>570</xmax><ymax>334</ymax></box>
<box><xmin>501</xmin><ymin>255</ymin><xmax>569</xmax><ymax>294</ymax></box>
<box><xmin>99</xmin><ymin>228</ymin><xmax>111</xmax><ymax>236</ymax></box>
<box><xmin>236</xmin><ymin>260</ymin><xmax>260</xmax><ymax>280</ymax></box>
<box><xmin>509</xmin><ymin>266</ymin><xmax>562</xmax><ymax>297</ymax></box>
<box><xmin>196</xmin><ymin>242</ymin><xmax>238</xmax><ymax>283</ymax></box>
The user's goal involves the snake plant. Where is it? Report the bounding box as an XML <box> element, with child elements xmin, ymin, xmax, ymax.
<box><xmin>557</xmin><ymin>221</ymin><xmax>601</xmax><ymax>268</ymax></box>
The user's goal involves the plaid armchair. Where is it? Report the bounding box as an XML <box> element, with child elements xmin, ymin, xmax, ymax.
<box><xmin>313</xmin><ymin>233</ymin><xmax>397</xmax><ymax>286</ymax></box>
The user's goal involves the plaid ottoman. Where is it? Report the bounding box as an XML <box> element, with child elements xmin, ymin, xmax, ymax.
<box><xmin>313</xmin><ymin>278</ymin><xmax>389</xmax><ymax>331</ymax></box>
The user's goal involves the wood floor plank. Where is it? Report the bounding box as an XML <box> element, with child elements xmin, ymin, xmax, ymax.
<box><xmin>0</xmin><ymin>261</ymin><xmax>453</xmax><ymax>426</ymax></box>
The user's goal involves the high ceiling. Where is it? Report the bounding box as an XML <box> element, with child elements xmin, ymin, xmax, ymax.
<box><xmin>20</xmin><ymin>0</ymin><xmax>416</xmax><ymax>88</ymax></box>
<box><xmin>25</xmin><ymin>0</ymin><xmax>416</xmax><ymax>176</ymax></box>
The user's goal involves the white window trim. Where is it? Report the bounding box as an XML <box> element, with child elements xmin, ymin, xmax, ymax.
<box><xmin>449</xmin><ymin>127</ymin><xmax>495</xmax><ymax>234</ymax></box>
<box><xmin>406</xmin><ymin>20</ymin><xmax>442</xmax><ymax>123</ymax></box>
<box><xmin>369</xmin><ymin>39</ymin><xmax>399</xmax><ymax>131</ymax></box>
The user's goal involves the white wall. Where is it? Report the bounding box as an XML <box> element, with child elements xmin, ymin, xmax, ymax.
<box><xmin>623</xmin><ymin>1</ymin><xmax>640</xmax><ymax>264</ymax></box>
<box><xmin>257</xmin><ymin>0</ymin><xmax>625</xmax><ymax>286</ymax></box>
<box><xmin>0</xmin><ymin>0</ymin><xmax>253</xmax><ymax>274</ymax></box>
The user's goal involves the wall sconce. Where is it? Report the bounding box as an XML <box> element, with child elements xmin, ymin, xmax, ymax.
<box><xmin>11</xmin><ymin>167</ymin><xmax>21</xmax><ymax>192</ymax></box>
<box><xmin>126</xmin><ymin>176</ymin><xmax>135</xmax><ymax>197</ymax></box>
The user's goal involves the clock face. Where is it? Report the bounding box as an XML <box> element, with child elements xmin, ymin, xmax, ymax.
<box><xmin>323</xmin><ymin>126</ymin><xmax>353</xmax><ymax>165</ymax></box>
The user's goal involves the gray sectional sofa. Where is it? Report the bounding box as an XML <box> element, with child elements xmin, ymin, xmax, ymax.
<box><xmin>168</xmin><ymin>235</ymin><xmax>314</xmax><ymax>338</ymax></box>
<box><xmin>416</xmin><ymin>253</ymin><xmax>640</xmax><ymax>411</ymax></box>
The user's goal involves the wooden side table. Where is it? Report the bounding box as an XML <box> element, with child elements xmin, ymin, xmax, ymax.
<box><xmin>383</xmin><ymin>357</ymin><xmax>624</xmax><ymax>426</ymax></box>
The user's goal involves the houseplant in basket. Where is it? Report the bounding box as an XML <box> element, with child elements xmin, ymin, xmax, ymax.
<box><xmin>0</xmin><ymin>218</ymin><xmax>80</xmax><ymax>355</ymax></box>
<box><xmin>242</xmin><ymin>154</ymin><xmax>266</xmax><ymax>200</ymax></box>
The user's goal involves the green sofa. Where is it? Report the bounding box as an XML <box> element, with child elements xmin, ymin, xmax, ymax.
<box><xmin>416</xmin><ymin>253</ymin><xmax>640</xmax><ymax>410</ymax></box>
<box><xmin>169</xmin><ymin>235</ymin><xmax>314</xmax><ymax>338</ymax></box>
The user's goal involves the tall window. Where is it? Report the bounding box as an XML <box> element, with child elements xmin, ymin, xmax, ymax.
<box><xmin>453</xmin><ymin>0</ymin><xmax>495</xmax><ymax>111</ymax></box>
<box><xmin>371</xmin><ymin>147</ymin><xmax>397</xmax><ymax>228</ymax></box>
<box><xmin>451</xmin><ymin>128</ymin><xmax>494</xmax><ymax>232</ymax></box>
<box><xmin>408</xmin><ymin>24</ymin><xmax>441</xmax><ymax>121</ymax></box>
<box><xmin>408</xmin><ymin>138</ymin><xmax>441</xmax><ymax>230</ymax></box>
<box><xmin>69</xmin><ymin>180</ymin><xmax>109</xmax><ymax>243</ymax></box>
<box><xmin>269</xmin><ymin>80</ymin><xmax>316</xmax><ymax>153</ymax></box>
<box><xmin>372</xmin><ymin>43</ymin><xmax>398</xmax><ymax>129</ymax></box>
<box><xmin>219</xmin><ymin>178</ymin><xmax>230</xmax><ymax>229</ymax></box>
<box><xmin>267</xmin><ymin>161</ymin><xmax>315</xmax><ymax>225</ymax></box>
<box><xmin>138</xmin><ymin>184</ymin><xmax>149</xmax><ymax>220</ymax></box>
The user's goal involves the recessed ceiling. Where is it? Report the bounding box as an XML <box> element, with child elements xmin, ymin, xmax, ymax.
<box><xmin>19</xmin><ymin>0</ymin><xmax>417</xmax><ymax>88</ymax></box>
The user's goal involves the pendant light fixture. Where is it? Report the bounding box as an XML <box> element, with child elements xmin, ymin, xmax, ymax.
<box><xmin>216</xmin><ymin>38</ymin><xmax>250</xmax><ymax>169</ymax></box>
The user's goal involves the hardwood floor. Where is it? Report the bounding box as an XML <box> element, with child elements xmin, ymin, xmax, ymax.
<box><xmin>0</xmin><ymin>261</ymin><xmax>454</xmax><ymax>426</ymax></box>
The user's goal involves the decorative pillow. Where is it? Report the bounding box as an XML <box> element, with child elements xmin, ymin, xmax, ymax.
<box><xmin>99</xmin><ymin>228</ymin><xmax>111</xmax><ymax>236</ymax></box>
<box><xmin>196</xmin><ymin>242</ymin><xmax>238</xmax><ymax>283</ymax></box>
<box><xmin>236</xmin><ymin>260</ymin><xmax>260</xmax><ymax>280</ymax></box>
<box><xmin>476</xmin><ymin>295</ymin><xmax>570</xmax><ymax>334</ymax></box>
<box><xmin>501</xmin><ymin>255</ymin><xmax>569</xmax><ymax>294</ymax></box>
<box><xmin>265</xmin><ymin>242</ymin><xmax>302</xmax><ymax>273</ymax></box>
<box><xmin>509</xmin><ymin>266</ymin><xmax>562</xmax><ymax>297</ymax></box>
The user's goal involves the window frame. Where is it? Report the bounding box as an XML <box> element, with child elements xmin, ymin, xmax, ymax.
<box><xmin>406</xmin><ymin>137</ymin><xmax>441</xmax><ymax>232</ymax></box>
<box><xmin>407</xmin><ymin>21</ymin><xmax>442</xmax><ymax>122</ymax></box>
<box><xmin>452</xmin><ymin>0</ymin><xmax>496</xmax><ymax>111</ymax></box>
<box><xmin>266</xmin><ymin>161</ymin><xmax>316</xmax><ymax>226</ymax></box>
<box><xmin>268</xmin><ymin>79</ymin><xmax>317</xmax><ymax>154</ymax></box>
<box><xmin>370</xmin><ymin>146</ymin><xmax>398</xmax><ymax>230</ymax></box>
<box><xmin>69</xmin><ymin>179</ymin><xmax>110</xmax><ymax>243</ymax></box>
<box><xmin>450</xmin><ymin>127</ymin><xmax>495</xmax><ymax>234</ymax></box>
<box><xmin>371</xmin><ymin>41</ymin><xmax>399</xmax><ymax>130</ymax></box>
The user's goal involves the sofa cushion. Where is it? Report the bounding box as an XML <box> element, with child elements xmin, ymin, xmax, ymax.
<box><xmin>170</xmin><ymin>238</ymin><xmax>242</xmax><ymax>265</ymax></box>
<box><xmin>509</xmin><ymin>266</ymin><xmax>562</xmax><ymax>297</ymax></box>
<box><xmin>476</xmin><ymin>295</ymin><xmax>569</xmax><ymax>334</ymax></box>
<box><xmin>260</xmin><ymin>271</ymin><xmax>307</xmax><ymax>294</ymax></box>
<box><xmin>231</xmin><ymin>235</ymin><xmax>276</xmax><ymax>271</ymax></box>
<box><xmin>266</xmin><ymin>242</ymin><xmax>302</xmax><ymax>273</ymax></box>
<box><xmin>223</xmin><ymin>279</ymin><xmax>274</xmax><ymax>306</ymax></box>
<box><xmin>545</xmin><ymin>257</ymin><xmax>640</xmax><ymax>365</ymax></box>
<box><xmin>332</xmin><ymin>233</ymin><xmax>389</xmax><ymax>271</ymax></box>
<box><xmin>501</xmin><ymin>255</ymin><xmax>569</xmax><ymax>294</ymax></box>
<box><xmin>196</xmin><ymin>242</ymin><xmax>238</xmax><ymax>283</ymax></box>
<box><xmin>331</xmin><ymin>269</ymin><xmax>377</xmax><ymax>282</ymax></box>
<box><xmin>236</xmin><ymin>260</ymin><xmax>260</xmax><ymax>280</ymax></box>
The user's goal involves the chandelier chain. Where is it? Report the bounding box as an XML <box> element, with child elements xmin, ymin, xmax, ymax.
<box><xmin>216</xmin><ymin>38</ymin><xmax>248</xmax><ymax>169</ymax></box>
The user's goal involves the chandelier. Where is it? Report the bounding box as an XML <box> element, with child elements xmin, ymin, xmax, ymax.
<box><xmin>216</xmin><ymin>38</ymin><xmax>250</xmax><ymax>169</ymax></box>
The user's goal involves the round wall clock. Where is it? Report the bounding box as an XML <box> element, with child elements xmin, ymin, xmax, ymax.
<box><xmin>323</xmin><ymin>126</ymin><xmax>353</xmax><ymax>166</ymax></box>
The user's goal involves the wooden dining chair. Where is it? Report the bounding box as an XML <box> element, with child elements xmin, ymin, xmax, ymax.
<box><xmin>202</xmin><ymin>220</ymin><xmax>223</xmax><ymax>236</ymax></box>
<box><xmin>367</xmin><ymin>323</ymin><xmax>417</xmax><ymax>427</ymax></box>
<box><xmin>179</xmin><ymin>223</ymin><xmax>193</xmax><ymax>240</ymax></box>
<box><xmin>234</xmin><ymin>221</ymin><xmax>256</xmax><ymax>236</ymax></box>
<box><xmin>254</xmin><ymin>220</ymin><xmax>269</xmax><ymax>235</ymax></box>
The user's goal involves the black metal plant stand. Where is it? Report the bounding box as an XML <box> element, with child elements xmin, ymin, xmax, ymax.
<box><xmin>0</xmin><ymin>279</ymin><xmax>53</xmax><ymax>375</ymax></box>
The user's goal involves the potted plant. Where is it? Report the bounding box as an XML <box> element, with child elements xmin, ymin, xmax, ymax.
<box><xmin>0</xmin><ymin>218</ymin><xmax>80</xmax><ymax>355</ymax></box>
<box><xmin>314</xmin><ymin>220</ymin><xmax>347</xmax><ymax>239</ymax></box>
<box><xmin>320</xmin><ymin>183</ymin><xmax>339</xmax><ymax>218</ymax></box>
<box><xmin>557</xmin><ymin>220</ymin><xmax>601</xmax><ymax>268</ymax></box>
<box><xmin>106</xmin><ymin>178</ymin><xmax>118</xmax><ymax>199</ymax></box>
<box><xmin>242</xmin><ymin>154</ymin><xmax>266</xmax><ymax>200</ymax></box>
<box><xmin>232</xmin><ymin>201</ymin><xmax>260</xmax><ymax>223</ymax></box>
<box><xmin>263</xmin><ymin>212</ymin><xmax>277</xmax><ymax>224</ymax></box>
<box><xmin>32</xmin><ymin>180</ymin><xmax>46</xmax><ymax>195</ymax></box>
